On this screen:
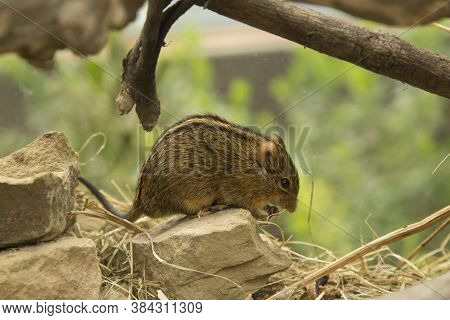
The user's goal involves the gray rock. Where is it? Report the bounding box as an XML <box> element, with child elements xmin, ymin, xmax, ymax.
<box><xmin>0</xmin><ymin>132</ymin><xmax>79</xmax><ymax>249</ymax></box>
<box><xmin>379</xmin><ymin>272</ymin><xmax>450</xmax><ymax>300</ymax></box>
<box><xmin>76</xmin><ymin>215</ymin><xmax>108</xmax><ymax>233</ymax></box>
<box><xmin>131</xmin><ymin>209</ymin><xmax>292</xmax><ymax>299</ymax></box>
<box><xmin>0</xmin><ymin>237</ymin><xmax>101</xmax><ymax>299</ymax></box>
<box><xmin>101</xmin><ymin>283</ymin><xmax>130</xmax><ymax>300</ymax></box>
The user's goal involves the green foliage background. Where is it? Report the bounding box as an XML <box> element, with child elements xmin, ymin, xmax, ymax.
<box><xmin>0</xmin><ymin>27</ymin><xmax>448</xmax><ymax>256</ymax></box>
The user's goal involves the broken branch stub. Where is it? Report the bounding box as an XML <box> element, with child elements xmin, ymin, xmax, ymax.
<box><xmin>117</xmin><ymin>0</ymin><xmax>197</xmax><ymax>131</ymax></box>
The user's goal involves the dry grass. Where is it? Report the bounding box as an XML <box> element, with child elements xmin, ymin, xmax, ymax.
<box><xmin>261</xmin><ymin>239</ymin><xmax>448</xmax><ymax>300</ymax></box>
<box><xmin>69</xmin><ymin>188</ymin><xmax>449</xmax><ymax>300</ymax></box>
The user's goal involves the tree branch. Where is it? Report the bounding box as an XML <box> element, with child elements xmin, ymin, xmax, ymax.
<box><xmin>202</xmin><ymin>0</ymin><xmax>450</xmax><ymax>99</ymax></box>
<box><xmin>116</xmin><ymin>0</ymin><xmax>197</xmax><ymax>131</ymax></box>
<box><xmin>296</xmin><ymin>0</ymin><xmax>450</xmax><ymax>26</ymax></box>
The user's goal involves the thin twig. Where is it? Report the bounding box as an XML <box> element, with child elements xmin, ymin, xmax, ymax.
<box><xmin>77</xmin><ymin>132</ymin><xmax>107</xmax><ymax>166</ymax></box>
<box><xmin>111</xmin><ymin>179</ymin><xmax>132</xmax><ymax>205</ymax></box>
<box><xmin>403</xmin><ymin>218</ymin><xmax>450</xmax><ymax>264</ymax></box>
<box><xmin>432</xmin><ymin>153</ymin><xmax>450</xmax><ymax>175</ymax></box>
<box><xmin>69</xmin><ymin>203</ymin><xmax>142</xmax><ymax>234</ymax></box>
<box><xmin>432</xmin><ymin>23</ymin><xmax>450</xmax><ymax>33</ymax></box>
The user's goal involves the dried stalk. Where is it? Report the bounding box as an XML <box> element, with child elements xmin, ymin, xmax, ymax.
<box><xmin>69</xmin><ymin>201</ymin><xmax>143</xmax><ymax>234</ymax></box>
<box><xmin>269</xmin><ymin>205</ymin><xmax>450</xmax><ymax>299</ymax></box>
<box><xmin>404</xmin><ymin>218</ymin><xmax>450</xmax><ymax>262</ymax></box>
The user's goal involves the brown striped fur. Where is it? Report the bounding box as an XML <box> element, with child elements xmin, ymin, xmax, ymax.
<box><xmin>132</xmin><ymin>114</ymin><xmax>299</xmax><ymax>219</ymax></box>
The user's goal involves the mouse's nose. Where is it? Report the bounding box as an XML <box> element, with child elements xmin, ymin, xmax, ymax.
<box><xmin>285</xmin><ymin>200</ymin><xmax>297</xmax><ymax>213</ymax></box>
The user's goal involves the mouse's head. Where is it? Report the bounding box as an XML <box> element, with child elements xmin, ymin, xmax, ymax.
<box><xmin>257</xmin><ymin>133</ymin><xmax>299</xmax><ymax>213</ymax></box>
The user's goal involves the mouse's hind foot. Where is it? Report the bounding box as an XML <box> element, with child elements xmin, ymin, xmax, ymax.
<box><xmin>197</xmin><ymin>204</ymin><xmax>235</xmax><ymax>218</ymax></box>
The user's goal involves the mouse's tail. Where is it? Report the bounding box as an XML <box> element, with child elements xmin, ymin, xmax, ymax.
<box><xmin>78</xmin><ymin>176</ymin><xmax>141</xmax><ymax>221</ymax></box>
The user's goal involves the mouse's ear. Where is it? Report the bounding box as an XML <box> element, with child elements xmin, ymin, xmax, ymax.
<box><xmin>271</xmin><ymin>133</ymin><xmax>285</xmax><ymax>147</ymax></box>
<box><xmin>257</xmin><ymin>140</ymin><xmax>277</xmax><ymax>169</ymax></box>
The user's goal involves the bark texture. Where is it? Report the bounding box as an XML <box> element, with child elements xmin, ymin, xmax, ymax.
<box><xmin>116</xmin><ymin>0</ymin><xmax>197</xmax><ymax>131</ymax></box>
<box><xmin>298</xmin><ymin>0</ymin><xmax>450</xmax><ymax>26</ymax></box>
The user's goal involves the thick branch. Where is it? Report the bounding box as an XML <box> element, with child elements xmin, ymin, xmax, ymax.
<box><xmin>203</xmin><ymin>0</ymin><xmax>450</xmax><ymax>98</ymax></box>
<box><xmin>116</xmin><ymin>0</ymin><xmax>196</xmax><ymax>131</ymax></box>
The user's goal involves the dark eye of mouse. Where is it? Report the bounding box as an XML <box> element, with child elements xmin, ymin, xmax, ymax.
<box><xmin>280</xmin><ymin>178</ymin><xmax>290</xmax><ymax>190</ymax></box>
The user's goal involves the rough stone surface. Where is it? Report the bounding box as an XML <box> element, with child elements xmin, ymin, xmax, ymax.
<box><xmin>299</xmin><ymin>0</ymin><xmax>449</xmax><ymax>26</ymax></box>
<box><xmin>379</xmin><ymin>272</ymin><xmax>450</xmax><ymax>300</ymax></box>
<box><xmin>0</xmin><ymin>237</ymin><xmax>101</xmax><ymax>299</ymax></box>
<box><xmin>101</xmin><ymin>283</ymin><xmax>129</xmax><ymax>300</ymax></box>
<box><xmin>76</xmin><ymin>215</ymin><xmax>108</xmax><ymax>233</ymax></box>
<box><xmin>131</xmin><ymin>209</ymin><xmax>292</xmax><ymax>299</ymax></box>
<box><xmin>0</xmin><ymin>0</ymin><xmax>144</xmax><ymax>67</ymax></box>
<box><xmin>0</xmin><ymin>131</ymin><xmax>79</xmax><ymax>249</ymax></box>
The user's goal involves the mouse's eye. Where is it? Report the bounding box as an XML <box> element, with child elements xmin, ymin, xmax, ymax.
<box><xmin>280</xmin><ymin>178</ymin><xmax>290</xmax><ymax>190</ymax></box>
